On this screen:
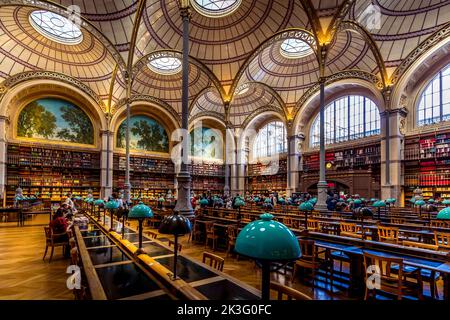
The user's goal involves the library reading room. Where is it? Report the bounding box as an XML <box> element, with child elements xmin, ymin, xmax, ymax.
<box><xmin>1</xmin><ymin>0</ymin><xmax>450</xmax><ymax>307</ymax></box>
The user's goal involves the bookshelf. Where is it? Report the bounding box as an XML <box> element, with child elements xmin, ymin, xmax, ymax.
<box><xmin>5</xmin><ymin>143</ymin><xmax>100</xmax><ymax>205</ymax></box>
<box><xmin>247</xmin><ymin>159</ymin><xmax>287</xmax><ymax>193</ymax></box>
<box><xmin>403</xmin><ymin>131</ymin><xmax>450</xmax><ymax>200</ymax></box>
<box><xmin>189</xmin><ymin>163</ymin><xmax>225</xmax><ymax>194</ymax></box>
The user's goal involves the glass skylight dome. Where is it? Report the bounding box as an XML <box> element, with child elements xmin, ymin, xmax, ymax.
<box><xmin>148</xmin><ymin>56</ymin><xmax>182</xmax><ymax>75</ymax></box>
<box><xmin>280</xmin><ymin>38</ymin><xmax>314</xmax><ymax>59</ymax></box>
<box><xmin>29</xmin><ymin>10</ymin><xmax>83</xmax><ymax>45</ymax></box>
<box><xmin>192</xmin><ymin>0</ymin><xmax>242</xmax><ymax>17</ymax></box>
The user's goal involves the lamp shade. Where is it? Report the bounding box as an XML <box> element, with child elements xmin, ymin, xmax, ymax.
<box><xmin>414</xmin><ymin>200</ymin><xmax>426</xmax><ymax>206</ymax></box>
<box><xmin>437</xmin><ymin>207</ymin><xmax>450</xmax><ymax>220</ymax></box>
<box><xmin>159</xmin><ymin>213</ymin><xmax>192</xmax><ymax>236</ymax></box>
<box><xmin>299</xmin><ymin>202</ymin><xmax>314</xmax><ymax>211</ymax></box>
<box><xmin>309</xmin><ymin>198</ymin><xmax>317</xmax><ymax>205</ymax></box>
<box><xmin>158</xmin><ymin>197</ymin><xmax>165</xmax><ymax>202</ymax></box>
<box><xmin>386</xmin><ymin>198</ymin><xmax>396</xmax><ymax>204</ymax></box>
<box><xmin>235</xmin><ymin>213</ymin><xmax>301</xmax><ymax>261</ymax></box>
<box><xmin>253</xmin><ymin>197</ymin><xmax>260</xmax><ymax>202</ymax></box>
<box><xmin>353</xmin><ymin>199</ymin><xmax>362</xmax><ymax>205</ymax></box>
<box><xmin>94</xmin><ymin>199</ymin><xmax>105</xmax><ymax>206</ymax></box>
<box><xmin>346</xmin><ymin>198</ymin><xmax>353</xmax><ymax>203</ymax></box>
<box><xmin>370</xmin><ymin>198</ymin><xmax>378</xmax><ymax>202</ymax></box>
<box><xmin>199</xmin><ymin>198</ymin><xmax>209</xmax><ymax>206</ymax></box>
<box><xmin>235</xmin><ymin>199</ymin><xmax>245</xmax><ymax>207</ymax></box>
<box><xmin>373</xmin><ymin>200</ymin><xmax>386</xmax><ymax>208</ymax></box>
<box><xmin>129</xmin><ymin>202</ymin><xmax>153</xmax><ymax>219</ymax></box>
<box><xmin>442</xmin><ymin>199</ymin><xmax>450</xmax><ymax>205</ymax></box>
<box><xmin>279</xmin><ymin>198</ymin><xmax>286</xmax><ymax>204</ymax></box>
<box><xmin>428</xmin><ymin>199</ymin><xmax>435</xmax><ymax>203</ymax></box>
<box><xmin>409</xmin><ymin>197</ymin><xmax>416</xmax><ymax>204</ymax></box>
<box><xmin>105</xmin><ymin>199</ymin><xmax>120</xmax><ymax>210</ymax></box>
<box><xmin>264</xmin><ymin>198</ymin><xmax>272</xmax><ymax>204</ymax></box>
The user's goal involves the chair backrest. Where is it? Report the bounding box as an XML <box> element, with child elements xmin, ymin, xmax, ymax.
<box><xmin>377</xmin><ymin>226</ymin><xmax>399</xmax><ymax>243</ymax></box>
<box><xmin>363</xmin><ymin>251</ymin><xmax>405</xmax><ymax>289</ymax></box>
<box><xmin>147</xmin><ymin>231</ymin><xmax>158</xmax><ymax>239</ymax></box>
<box><xmin>270</xmin><ymin>281</ymin><xmax>312</xmax><ymax>300</ymax></box>
<box><xmin>340</xmin><ymin>222</ymin><xmax>359</xmax><ymax>233</ymax></box>
<box><xmin>168</xmin><ymin>240</ymin><xmax>182</xmax><ymax>252</ymax></box>
<box><xmin>283</xmin><ymin>217</ymin><xmax>292</xmax><ymax>227</ymax></box>
<box><xmin>298</xmin><ymin>239</ymin><xmax>316</xmax><ymax>262</ymax></box>
<box><xmin>202</xmin><ymin>252</ymin><xmax>224</xmax><ymax>271</ymax></box>
<box><xmin>431</xmin><ymin>220</ymin><xmax>449</xmax><ymax>228</ymax></box>
<box><xmin>331</xmin><ymin>212</ymin><xmax>343</xmax><ymax>220</ymax></box>
<box><xmin>391</xmin><ymin>218</ymin><xmax>405</xmax><ymax>225</ymax></box>
<box><xmin>227</xmin><ymin>226</ymin><xmax>237</xmax><ymax>239</ymax></box>
<box><xmin>44</xmin><ymin>226</ymin><xmax>51</xmax><ymax>239</ymax></box>
<box><xmin>307</xmin><ymin>219</ymin><xmax>319</xmax><ymax>231</ymax></box>
<box><xmin>403</xmin><ymin>240</ymin><xmax>439</xmax><ymax>251</ymax></box>
<box><xmin>434</xmin><ymin>231</ymin><xmax>450</xmax><ymax>249</ymax></box>
<box><xmin>205</xmin><ymin>221</ymin><xmax>215</xmax><ymax>233</ymax></box>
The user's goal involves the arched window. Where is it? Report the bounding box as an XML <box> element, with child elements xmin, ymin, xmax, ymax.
<box><xmin>310</xmin><ymin>96</ymin><xmax>380</xmax><ymax>147</ymax></box>
<box><xmin>417</xmin><ymin>64</ymin><xmax>450</xmax><ymax>126</ymax></box>
<box><xmin>253</xmin><ymin>121</ymin><xmax>287</xmax><ymax>158</ymax></box>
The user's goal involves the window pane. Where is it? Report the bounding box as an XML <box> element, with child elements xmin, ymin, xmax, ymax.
<box><xmin>253</xmin><ymin>121</ymin><xmax>287</xmax><ymax>158</ymax></box>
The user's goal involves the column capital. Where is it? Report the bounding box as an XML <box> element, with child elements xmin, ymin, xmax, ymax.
<box><xmin>288</xmin><ymin>132</ymin><xmax>305</xmax><ymax>142</ymax></box>
<box><xmin>380</xmin><ymin>107</ymin><xmax>408</xmax><ymax>118</ymax></box>
<box><xmin>180</xmin><ymin>6</ymin><xmax>191</xmax><ymax>20</ymax></box>
<box><xmin>100</xmin><ymin>130</ymin><xmax>114</xmax><ymax>136</ymax></box>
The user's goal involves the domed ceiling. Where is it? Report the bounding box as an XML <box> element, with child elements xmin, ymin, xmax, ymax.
<box><xmin>0</xmin><ymin>0</ymin><xmax>448</xmax><ymax>127</ymax></box>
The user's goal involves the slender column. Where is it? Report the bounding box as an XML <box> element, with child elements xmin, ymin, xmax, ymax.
<box><xmin>124</xmin><ymin>101</ymin><xmax>132</xmax><ymax>203</ymax></box>
<box><xmin>380</xmin><ymin>107</ymin><xmax>407</xmax><ymax>204</ymax></box>
<box><xmin>174</xmin><ymin>7</ymin><xmax>193</xmax><ymax>216</ymax></box>
<box><xmin>100</xmin><ymin>130</ymin><xmax>114</xmax><ymax>199</ymax></box>
<box><xmin>316</xmin><ymin>78</ymin><xmax>328</xmax><ymax>210</ymax></box>
<box><xmin>0</xmin><ymin>116</ymin><xmax>7</xmax><ymax>206</ymax></box>
<box><xmin>223</xmin><ymin>102</ymin><xmax>231</xmax><ymax>196</ymax></box>
<box><xmin>287</xmin><ymin>133</ymin><xmax>305</xmax><ymax>196</ymax></box>
<box><xmin>230</xmin><ymin>134</ymin><xmax>239</xmax><ymax>195</ymax></box>
<box><xmin>236</xmin><ymin>136</ymin><xmax>248</xmax><ymax>196</ymax></box>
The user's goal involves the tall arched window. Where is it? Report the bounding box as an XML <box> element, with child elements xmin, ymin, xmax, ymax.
<box><xmin>310</xmin><ymin>96</ymin><xmax>380</xmax><ymax>147</ymax></box>
<box><xmin>417</xmin><ymin>64</ymin><xmax>450</xmax><ymax>126</ymax></box>
<box><xmin>253</xmin><ymin>121</ymin><xmax>287</xmax><ymax>158</ymax></box>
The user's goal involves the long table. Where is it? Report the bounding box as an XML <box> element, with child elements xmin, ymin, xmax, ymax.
<box><xmin>75</xmin><ymin>212</ymin><xmax>260</xmax><ymax>300</ymax></box>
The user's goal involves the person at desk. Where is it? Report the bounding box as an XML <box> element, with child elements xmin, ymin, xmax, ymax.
<box><xmin>64</xmin><ymin>193</ymin><xmax>78</xmax><ymax>215</ymax></box>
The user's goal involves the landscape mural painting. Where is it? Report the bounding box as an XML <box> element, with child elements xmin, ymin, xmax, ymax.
<box><xmin>116</xmin><ymin>115</ymin><xmax>169</xmax><ymax>153</ymax></box>
<box><xmin>17</xmin><ymin>98</ymin><xmax>94</xmax><ymax>145</ymax></box>
<box><xmin>190</xmin><ymin>127</ymin><xmax>223</xmax><ymax>160</ymax></box>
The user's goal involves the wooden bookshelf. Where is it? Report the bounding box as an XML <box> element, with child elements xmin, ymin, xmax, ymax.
<box><xmin>403</xmin><ymin>131</ymin><xmax>450</xmax><ymax>200</ymax></box>
<box><xmin>246</xmin><ymin>159</ymin><xmax>287</xmax><ymax>193</ymax></box>
<box><xmin>5</xmin><ymin>143</ymin><xmax>100</xmax><ymax>205</ymax></box>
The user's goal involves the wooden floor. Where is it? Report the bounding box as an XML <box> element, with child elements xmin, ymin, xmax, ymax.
<box><xmin>0</xmin><ymin>215</ymin><xmax>73</xmax><ymax>300</ymax></box>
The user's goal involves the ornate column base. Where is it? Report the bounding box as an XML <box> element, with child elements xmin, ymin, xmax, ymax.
<box><xmin>316</xmin><ymin>181</ymin><xmax>328</xmax><ymax>211</ymax></box>
<box><xmin>174</xmin><ymin>171</ymin><xmax>194</xmax><ymax>217</ymax></box>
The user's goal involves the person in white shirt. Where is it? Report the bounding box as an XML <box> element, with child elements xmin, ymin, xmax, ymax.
<box><xmin>64</xmin><ymin>193</ymin><xmax>78</xmax><ymax>214</ymax></box>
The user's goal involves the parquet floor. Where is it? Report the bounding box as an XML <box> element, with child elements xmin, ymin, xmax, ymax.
<box><xmin>0</xmin><ymin>215</ymin><xmax>73</xmax><ymax>300</ymax></box>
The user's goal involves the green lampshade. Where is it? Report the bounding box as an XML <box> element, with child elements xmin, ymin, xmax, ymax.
<box><xmin>87</xmin><ymin>198</ymin><xmax>94</xmax><ymax>204</ymax></box>
<box><xmin>129</xmin><ymin>202</ymin><xmax>153</xmax><ymax>219</ymax></box>
<box><xmin>105</xmin><ymin>199</ymin><xmax>120</xmax><ymax>210</ymax></box>
<box><xmin>279</xmin><ymin>198</ymin><xmax>286</xmax><ymax>204</ymax></box>
<box><xmin>414</xmin><ymin>200</ymin><xmax>426</xmax><ymax>206</ymax></box>
<box><xmin>346</xmin><ymin>198</ymin><xmax>353</xmax><ymax>203</ymax></box>
<box><xmin>437</xmin><ymin>207</ymin><xmax>450</xmax><ymax>220</ymax></box>
<box><xmin>158</xmin><ymin>197</ymin><xmax>165</xmax><ymax>202</ymax></box>
<box><xmin>386</xmin><ymin>198</ymin><xmax>396</xmax><ymax>204</ymax></box>
<box><xmin>235</xmin><ymin>213</ymin><xmax>301</xmax><ymax>261</ymax></box>
<box><xmin>370</xmin><ymin>198</ymin><xmax>378</xmax><ymax>202</ymax></box>
<box><xmin>373</xmin><ymin>200</ymin><xmax>386</xmax><ymax>208</ymax></box>
<box><xmin>360</xmin><ymin>198</ymin><xmax>366</xmax><ymax>202</ymax></box>
<box><xmin>264</xmin><ymin>198</ymin><xmax>272</xmax><ymax>203</ymax></box>
<box><xmin>199</xmin><ymin>198</ymin><xmax>209</xmax><ymax>205</ymax></box>
<box><xmin>409</xmin><ymin>197</ymin><xmax>416</xmax><ymax>204</ymax></box>
<box><xmin>235</xmin><ymin>199</ymin><xmax>245</xmax><ymax>207</ymax></box>
<box><xmin>428</xmin><ymin>199</ymin><xmax>435</xmax><ymax>203</ymax></box>
<box><xmin>442</xmin><ymin>199</ymin><xmax>450</xmax><ymax>205</ymax></box>
<box><xmin>353</xmin><ymin>199</ymin><xmax>362</xmax><ymax>205</ymax></box>
<box><xmin>287</xmin><ymin>197</ymin><xmax>292</xmax><ymax>202</ymax></box>
<box><xmin>253</xmin><ymin>197</ymin><xmax>260</xmax><ymax>202</ymax></box>
<box><xmin>74</xmin><ymin>196</ymin><xmax>82</xmax><ymax>201</ymax></box>
<box><xmin>299</xmin><ymin>202</ymin><xmax>314</xmax><ymax>211</ymax></box>
<box><xmin>94</xmin><ymin>199</ymin><xmax>104</xmax><ymax>206</ymax></box>
<box><xmin>309</xmin><ymin>198</ymin><xmax>317</xmax><ymax>205</ymax></box>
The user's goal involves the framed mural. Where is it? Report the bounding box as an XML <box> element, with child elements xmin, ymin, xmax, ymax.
<box><xmin>190</xmin><ymin>127</ymin><xmax>223</xmax><ymax>160</ymax></box>
<box><xmin>116</xmin><ymin>115</ymin><xmax>169</xmax><ymax>153</ymax></box>
<box><xmin>17</xmin><ymin>98</ymin><xmax>94</xmax><ymax>145</ymax></box>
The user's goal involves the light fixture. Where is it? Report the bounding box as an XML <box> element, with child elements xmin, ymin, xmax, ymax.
<box><xmin>129</xmin><ymin>202</ymin><xmax>153</xmax><ymax>255</ymax></box>
<box><xmin>299</xmin><ymin>201</ymin><xmax>314</xmax><ymax>228</ymax></box>
<box><xmin>372</xmin><ymin>200</ymin><xmax>386</xmax><ymax>220</ymax></box>
<box><xmin>235</xmin><ymin>213</ymin><xmax>301</xmax><ymax>300</ymax></box>
<box><xmin>437</xmin><ymin>207</ymin><xmax>450</xmax><ymax>220</ymax></box>
<box><xmin>159</xmin><ymin>211</ymin><xmax>192</xmax><ymax>280</ymax></box>
<box><xmin>105</xmin><ymin>200</ymin><xmax>119</xmax><ymax>232</ymax></box>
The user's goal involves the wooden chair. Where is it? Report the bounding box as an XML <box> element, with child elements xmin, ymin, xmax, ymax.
<box><xmin>331</xmin><ymin>212</ymin><xmax>343</xmax><ymax>220</ymax></box>
<box><xmin>434</xmin><ymin>231</ymin><xmax>450</xmax><ymax>250</ymax></box>
<box><xmin>226</xmin><ymin>226</ymin><xmax>238</xmax><ymax>258</ymax></box>
<box><xmin>402</xmin><ymin>240</ymin><xmax>440</xmax><ymax>299</ymax></box>
<box><xmin>147</xmin><ymin>230</ymin><xmax>158</xmax><ymax>239</ymax></box>
<box><xmin>205</xmin><ymin>221</ymin><xmax>219</xmax><ymax>251</ymax></box>
<box><xmin>241</xmin><ymin>213</ymin><xmax>252</xmax><ymax>224</ymax></box>
<box><xmin>293</xmin><ymin>239</ymin><xmax>333</xmax><ymax>289</ymax></box>
<box><xmin>340</xmin><ymin>222</ymin><xmax>362</xmax><ymax>239</ymax></box>
<box><xmin>270</xmin><ymin>281</ymin><xmax>312</xmax><ymax>300</ymax></box>
<box><xmin>283</xmin><ymin>217</ymin><xmax>293</xmax><ymax>228</ymax></box>
<box><xmin>391</xmin><ymin>217</ymin><xmax>405</xmax><ymax>225</ymax></box>
<box><xmin>363</xmin><ymin>252</ymin><xmax>423</xmax><ymax>300</ymax></box>
<box><xmin>306</xmin><ymin>219</ymin><xmax>320</xmax><ymax>232</ymax></box>
<box><xmin>188</xmin><ymin>220</ymin><xmax>203</xmax><ymax>243</ymax></box>
<box><xmin>43</xmin><ymin>226</ymin><xmax>69</xmax><ymax>263</ymax></box>
<box><xmin>431</xmin><ymin>220</ymin><xmax>449</xmax><ymax>228</ymax></box>
<box><xmin>168</xmin><ymin>239</ymin><xmax>182</xmax><ymax>252</ymax></box>
<box><xmin>202</xmin><ymin>252</ymin><xmax>225</xmax><ymax>272</ymax></box>
<box><xmin>377</xmin><ymin>225</ymin><xmax>399</xmax><ymax>244</ymax></box>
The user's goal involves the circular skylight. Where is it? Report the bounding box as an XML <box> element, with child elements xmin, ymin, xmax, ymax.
<box><xmin>280</xmin><ymin>38</ymin><xmax>314</xmax><ymax>59</ymax></box>
<box><xmin>192</xmin><ymin>0</ymin><xmax>241</xmax><ymax>18</ymax></box>
<box><xmin>29</xmin><ymin>10</ymin><xmax>83</xmax><ymax>45</ymax></box>
<box><xmin>148</xmin><ymin>57</ymin><xmax>182</xmax><ymax>75</ymax></box>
